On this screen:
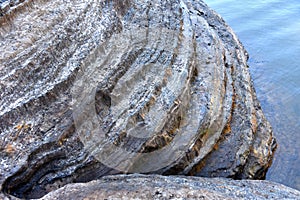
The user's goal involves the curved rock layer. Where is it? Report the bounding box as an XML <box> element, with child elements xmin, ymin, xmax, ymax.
<box><xmin>41</xmin><ymin>174</ymin><xmax>300</xmax><ymax>200</ymax></box>
<box><xmin>0</xmin><ymin>0</ymin><xmax>276</xmax><ymax>199</ymax></box>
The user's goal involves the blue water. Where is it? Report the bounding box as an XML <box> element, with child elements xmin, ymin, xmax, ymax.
<box><xmin>205</xmin><ymin>0</ymin><xmax>300</xmax><ymax>190</ymax></box>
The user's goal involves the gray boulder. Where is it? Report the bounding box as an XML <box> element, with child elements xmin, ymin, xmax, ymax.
<box><xmin>41</xmin><ymin>174</ymin><xmax>300</xmax><ymax>200</ymax></box>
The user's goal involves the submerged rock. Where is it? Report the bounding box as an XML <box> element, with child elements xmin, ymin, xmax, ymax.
<box><xmin>41</xmin><ymin>174</ymin><xmax>300</xmax><ymax>200</ymax></box>
<box><xmin>0</xmin><ymin>0</ymin><xmax>277</xmax><ymax>199</ymax></box>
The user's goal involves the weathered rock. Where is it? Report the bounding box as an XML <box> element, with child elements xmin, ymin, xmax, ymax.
<box><xmin>40</xmin><ymin>174</ymin><xmax>300</xmax><ymax>200</ymax></box>
<box><xmin>0</xmin><ymin>0</ymin><xmax>277</xmax><ymax>199</ymax></box>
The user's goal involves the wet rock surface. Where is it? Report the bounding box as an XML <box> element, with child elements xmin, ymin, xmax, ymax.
<box><xmin>41</xmin><ymin>174</ymin><xmax>300</xmax><ymax>200</ymax></box>
<box><xmin>0</xmin><ymin>0</ymin><xmax>277</xmax><ymax>199</ymax></box>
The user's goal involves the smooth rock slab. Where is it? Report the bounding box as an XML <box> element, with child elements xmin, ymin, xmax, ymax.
<box><xmin>41</xmin><ymin>174</ymin><xmax>300</xmax><ymax>200</ymax></box>
<box><xmin>0</xmin><ymin>0</ymin><xmax>276</xmax><ymax>199</ymax></box>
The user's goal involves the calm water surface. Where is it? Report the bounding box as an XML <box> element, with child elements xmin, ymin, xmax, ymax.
<box><xmin>206</xmin><ymin>0</ymin><xmax>300</xmax><ymax>190</ymax></box>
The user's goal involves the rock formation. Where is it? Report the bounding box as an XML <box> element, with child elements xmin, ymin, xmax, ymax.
<box><xmin>41</xmin><ymin>174</ymin><xmax>300</xmax><ymax>200</ymax></box>
<box><xmin>0</xmin><ymin>0</ymin><xmax>277</xmax><ymax>199</ymax></box>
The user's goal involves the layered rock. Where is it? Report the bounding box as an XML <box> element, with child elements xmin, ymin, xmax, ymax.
<box><xmin>0</xmin><ymin>0</ymin><xmax>276</xmax><ymax>199</ymax></box>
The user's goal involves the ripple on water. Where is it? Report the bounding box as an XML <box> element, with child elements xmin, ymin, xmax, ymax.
<box><xmin>206</xmin><ymin>0</ymin><xmax>300</xmax><ymax>190</ymax></box>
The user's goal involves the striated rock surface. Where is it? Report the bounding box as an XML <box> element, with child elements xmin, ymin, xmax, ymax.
<box><xmin>41</xmin><ymin>174</ymin><xmax>300</xmax><ymax>200</ymax></box>
<box><xmin>0</xmin><ymin>0</ymin><xmax>277</xmax><ymax>199</ymax></box>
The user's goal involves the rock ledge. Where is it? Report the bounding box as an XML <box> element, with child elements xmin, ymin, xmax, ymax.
<box><xmin>41</xmin><ymin>174</ymin><xmax>300</xmax><ymax>200</ymax></box>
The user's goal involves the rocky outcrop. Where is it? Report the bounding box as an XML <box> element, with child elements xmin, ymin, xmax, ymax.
<box><xmin>0</xmin><ymin>0</ymin><xmax>276</xmax><ymax>199</ymax></box>
<box><xmin>42</xmin><ymin>174</ymin><xmax>300</xmax><ymax>200</ymax></box>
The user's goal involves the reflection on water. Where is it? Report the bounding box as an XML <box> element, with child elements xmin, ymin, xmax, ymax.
<box><xmin>206</xmin><ymin>0</ymin><xmax>300</xmax><ymax>190</ymax></box>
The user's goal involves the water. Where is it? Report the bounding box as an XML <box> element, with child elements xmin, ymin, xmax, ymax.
<box><xmin>205</xmin><ymin>0</ymin><xmax>300</xmax><ymax>190</ymax></box>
